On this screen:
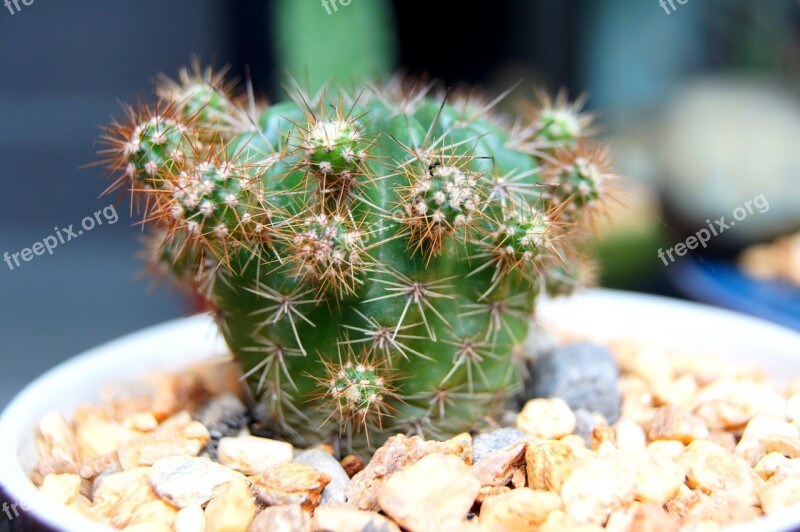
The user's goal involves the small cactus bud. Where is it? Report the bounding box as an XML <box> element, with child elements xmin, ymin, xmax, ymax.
<box><xmin>400</xmin><ymin>155</ymin><xmax>485</xmax><ymax>257</ymax></box>
<box><xmin>157</xmin><ymin>62</ymin><xmax>242</xmax><ymax>131</ymax></box>
<box><xmin>285</xmin><ymin>211</ymin><xmax>366</xmax><ymax>295</ymax></box>
<box><xmin>525</xmin><ymin>90</ymin><xmax>593</xmax><ymax>149</ymax></box>
<box><xmin>547</xmin><ymin>146</ymin><xmax>615</xmax><ymax>223</ymax></box>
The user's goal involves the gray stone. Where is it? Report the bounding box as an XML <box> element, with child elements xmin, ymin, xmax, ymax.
<box><xmin>295</xmin><ymin>449</ymin><xmax>350</xmax><ymax>504</ymax></box>
<box><xmin>473</xmin><ymin>428</ymin><xmax>527</xmax><ymax>463</ymax></box>
<box><xmin>526</xmin><ymin>342</ymin><xmax>621</xmax><ymax>423</ymax></box>
<box><xmin>195</xmin><ymin>393</ymin><xmax>249</xmax><ymax>457</ymax></box>
<box><xmin>573</xmin><ymin>408</ymin><xmax>597</xmax><ymax>447</ymax></box>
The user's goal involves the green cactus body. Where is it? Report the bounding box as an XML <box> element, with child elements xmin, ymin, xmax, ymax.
<box><xmin>103</xmin><ymin>71</ymin><xmax>612</xmax><ymax>452</ymax></box>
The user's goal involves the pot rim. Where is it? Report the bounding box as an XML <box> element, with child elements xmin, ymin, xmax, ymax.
<box><xmin>1</xmin><ymin>289</ymin><xmax>800</xmax><ymax>531</ymax></box>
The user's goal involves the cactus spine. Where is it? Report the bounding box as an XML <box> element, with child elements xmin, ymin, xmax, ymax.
<box><xmin>101</xmin><ymin>67</ymin><xmax>613</xmax><ymax>451</ymax></box>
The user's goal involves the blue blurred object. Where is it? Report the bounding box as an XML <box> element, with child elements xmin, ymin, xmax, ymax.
<box><xmin>669</xmin><ymin>256</ymin><xmax>800</xmax><ymax>331</ymax></box>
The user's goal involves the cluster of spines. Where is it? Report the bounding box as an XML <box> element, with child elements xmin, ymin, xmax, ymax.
<box><xmin>156</xmin><ymin>61</ymin><xmax>251</xmax><ymax>132</ymax></box>
<box><xmin>398</xmin><ymin>153</ymin><xmax>484</xmax><ymax>258</ymax></box>
<box><xmin>101</xmin><ymin>67</ymin><xmax>614</xmax><ymax>448</ymax></box>
<box><xmin>546</xmin><ymin>146</ymin><xmax>615</xmax><ymax>225</ymax></box>
<box><xmin>313</xmin><ymin>348</ymin><xmax>399</xmax><ymax>445</ymax></box>
<box><xmin>289</xmin><ymin>94</ymin><xmax>379</xmax><ymax>210</ymax></box>
<box><xmin>473</xmin><ymin>206</ymin><xmax>562</xmax><ymax>290</ymax></box>
<box><xmin>286</xmin><ymin>212</ymin><xmax>367</xmax><ymax>296</ymax></box>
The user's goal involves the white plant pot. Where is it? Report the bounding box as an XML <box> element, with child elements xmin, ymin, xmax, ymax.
<box><xmin>1</xmin><ymin>289</ymin><xmax>799</xmax><ymax>531</ymax></box>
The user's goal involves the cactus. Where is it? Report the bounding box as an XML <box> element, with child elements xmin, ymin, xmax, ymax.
<box><xmin>101</xmin><ymin>67</ymin><xmax>613</xmax><ymax>451</ymax></box>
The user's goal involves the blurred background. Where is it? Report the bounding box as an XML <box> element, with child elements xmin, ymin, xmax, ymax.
<box><xmin>1</xmin><ymin>0</ymin><xmax>799</xmax><ymax>408</ymax></box>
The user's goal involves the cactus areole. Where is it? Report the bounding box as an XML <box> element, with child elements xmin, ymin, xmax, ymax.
<box><xmin>101</xmin><ymin>67</ymin><xmax>614</xmax><ymax>451</ymax></box>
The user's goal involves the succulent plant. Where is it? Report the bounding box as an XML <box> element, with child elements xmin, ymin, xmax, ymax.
<box><xmin>101</xmin><ymin>66</ymin><xmax>614</xmax><ymax>451</ymax></box>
